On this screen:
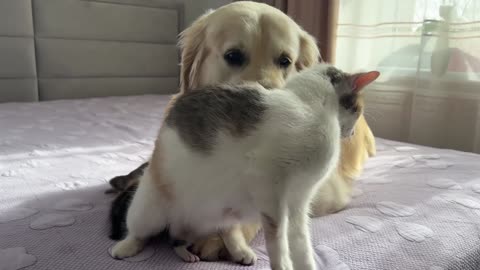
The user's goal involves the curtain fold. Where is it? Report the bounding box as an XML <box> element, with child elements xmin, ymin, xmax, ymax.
<box><xmin>260</xmin><ymin>0</ymin><xmax>339</xmax><ymax>63</ymax></box>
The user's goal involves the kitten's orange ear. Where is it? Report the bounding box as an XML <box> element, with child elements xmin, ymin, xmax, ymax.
<box><xmin>351</xmin><ymin>71</ymin><xmax>380</xmax><ymax>92</ymax></box>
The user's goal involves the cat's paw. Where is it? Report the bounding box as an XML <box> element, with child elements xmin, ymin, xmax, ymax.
<box><xmin>174</xmin><ymin>246</ymin><xmax>201</xmax><ymax>263</ymax></box>
<box><xmin>230</xmin><ymin>246</ymin><xmax>257</xmax><ymax>266</ymax></box>
<box><xmin>111</xmin><ymin>238</ymin><xmax>144</xmax><ymax>259</ymax></box>
<box><xmin>183</xmin><ymin>253</ymin><xmax>200</xmax><ymax>263</ymax></box>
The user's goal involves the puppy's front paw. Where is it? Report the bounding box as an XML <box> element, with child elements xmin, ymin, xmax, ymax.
<box><xmin>230</xmin><ymin>246</ymin><xmax>257</xmax><ymax>266</ymax></box>
<box><xmin>111</xmin><ymin>238</ymin><xmax>144</xmax><ymax>259</ymax></box>
<box><xmin>191</xmin><ymin>237</ymin><xmax>226</xmax><ymax>261</ymax></box>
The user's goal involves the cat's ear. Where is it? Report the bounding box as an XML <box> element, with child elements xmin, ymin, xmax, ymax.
<box><xmin>350</xmin><ymin>71</ymin><xmax>380</xmax><ymax>92</ymax></box>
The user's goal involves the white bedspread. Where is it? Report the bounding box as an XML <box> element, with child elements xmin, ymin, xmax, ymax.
<box><xmin>1</xmin><ymin>95</ymin><xmax>480</xmax><ymax>270</ymax></box>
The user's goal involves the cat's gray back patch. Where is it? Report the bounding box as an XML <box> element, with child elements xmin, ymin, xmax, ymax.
<box><xmin>165</xmin><ymin>85</ymin><xmax>266</xmax><ymax>153</ymax></box>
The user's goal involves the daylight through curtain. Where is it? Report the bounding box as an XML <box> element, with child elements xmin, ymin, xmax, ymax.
<box><xmin>336</xmin><ymin>0</ymin><xmax>480</xmax><ymax>152</ymax></box>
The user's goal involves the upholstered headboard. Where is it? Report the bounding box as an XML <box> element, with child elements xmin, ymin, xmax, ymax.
<box><xmin>0</xmin><ymin>0</ymin><xmax>183</xmax><ymax>103</ymax></box>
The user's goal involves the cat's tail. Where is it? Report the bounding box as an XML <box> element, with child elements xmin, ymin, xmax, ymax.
<box><xmin>107</xmin><ymin>162</ymin><xmax>148</xmax><ymax>193</ymax></box>
<box><xmin>109</xmin><ymin>183</ymin><xmax>138</xmax><ymax>240</ymax></box>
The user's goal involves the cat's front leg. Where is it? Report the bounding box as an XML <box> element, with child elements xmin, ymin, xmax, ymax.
<box><xmin>111</xmin><ymin>234</ymin><xmax>145</xmax><ymax>259</ymax></box>
<box><xmin>287</xmin><ymin>198</ymin><xmax>317</xmax><ymax>270</ymax></box>
<box><xmin>260</xmin><ymin>207</ymin><xmax>292</xmax><ymax>270</ymax></box>
<box><xmin>220</xmin><ymin>225</ymin><xmax>257</xmax><ymax>265</ymax></box>
<box><xmin>111</xmin><ymin>173</ymin><xmax>167</xmax><ymax>259</ymax></box>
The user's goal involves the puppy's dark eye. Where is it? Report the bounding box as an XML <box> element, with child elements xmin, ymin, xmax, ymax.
<box><xmin>224</xmin><ymin>49</ymin><xmax>246</xmax><ymax>67</ymax></box>
<box><xmin>277</xmin><ymin>55</ymin><xmax>292</xmax><ymax>68</ymax></box>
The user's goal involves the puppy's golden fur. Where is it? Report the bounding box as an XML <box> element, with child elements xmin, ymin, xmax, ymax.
<box><xmin>130</xmin><ymin>1</ymin><xmax>376</xmax><ymax>262</ymax></box>
<box><xmin>178</xmin><ymin>2</ymin><xmax>318</xmax><ymax>93</ymax></box>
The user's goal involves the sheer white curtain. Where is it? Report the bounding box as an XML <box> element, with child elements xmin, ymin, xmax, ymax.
<box><xmin>336</xmin><ymin>0</ymin><xmax>480</xmax><ymax>153</ymax></box>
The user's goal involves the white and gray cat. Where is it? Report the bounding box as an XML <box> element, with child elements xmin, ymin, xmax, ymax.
<box><xmin>111</xmin><ymin>63</ymin><xmax>379</xmax><ymax>270</ymax></box>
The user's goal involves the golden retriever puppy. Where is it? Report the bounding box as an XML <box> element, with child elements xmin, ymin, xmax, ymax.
<box><xmin>108</xmin><ymin>1</ymin><xmax>376</xmax><ymax>265</ymax></box>
<box><xmin>178</xmin><ymin>2</ymin><xmax>319</xmax><ymax>92</ymax></box>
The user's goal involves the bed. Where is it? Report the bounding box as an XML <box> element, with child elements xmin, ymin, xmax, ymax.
<box><xmin>2</xmin><ymin>1</ymin><xmax>480</xmax><ymax>270</ymax></box>
<box><xmin>1</xmin><ymin>94</ymin><xmax>480</xmax><ymax>270</ymax></box>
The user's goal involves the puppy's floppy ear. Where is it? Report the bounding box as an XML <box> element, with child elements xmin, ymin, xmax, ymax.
<box><xmin>295</xmin><ymin>30</ymin><xmax>321</xmax><ymax>71</ymax></box>
<box><xmin>178</xmin><ymin>10</ymin><xmax>214</xmax><ymax>93</ymax></box>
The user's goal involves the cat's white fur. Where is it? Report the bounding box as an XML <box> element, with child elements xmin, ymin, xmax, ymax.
<box><xmin>111</xmin><ymin>64</ymin><xmax>350</xmax><ymax>270</ymax></box>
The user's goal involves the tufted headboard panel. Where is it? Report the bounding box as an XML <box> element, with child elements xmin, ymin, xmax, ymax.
<box><xmin>0</xmin><ymin>1</ymin><xmax>37</xmax><ymax>102</ymax></box>
<box><xmin>0</xmin><ymin>0</ymin><xmax>183</xmax><ymax>102</ymax></box>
